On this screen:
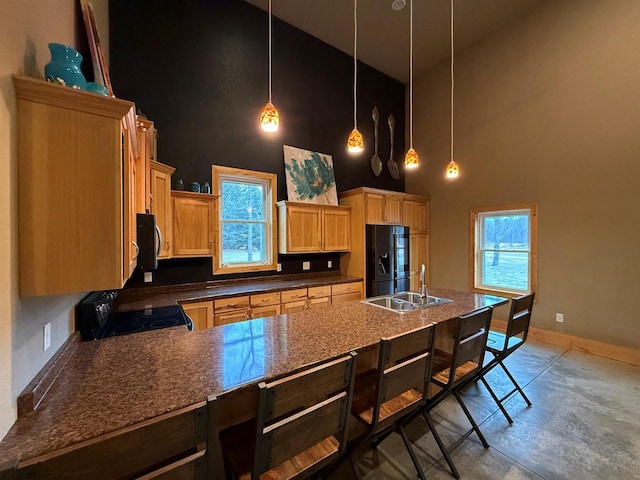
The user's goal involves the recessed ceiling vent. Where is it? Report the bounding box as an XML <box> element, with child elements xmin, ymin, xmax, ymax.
<box><xmin>392</xmin><ymin>0</ymin><xmax>406</xmax><ymax>11</ymax></box>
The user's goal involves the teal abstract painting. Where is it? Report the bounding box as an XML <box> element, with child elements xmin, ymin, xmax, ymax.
<box><xmin>283</xmin><ymin>145</ymin><xmax>339</xmax><ymax>205</ymax></box>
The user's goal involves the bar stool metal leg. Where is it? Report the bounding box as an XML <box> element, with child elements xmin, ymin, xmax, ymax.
<box><xmin>422</xmin><ymin>411</ymin><xmax>460</xmax><ymax>479</ymax></box>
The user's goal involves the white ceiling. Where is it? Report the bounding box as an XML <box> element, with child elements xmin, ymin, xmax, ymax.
<box><xmin>246</xmin><ymin>0</ymin><xmax>540</xmax><ymax>83</ymax></box>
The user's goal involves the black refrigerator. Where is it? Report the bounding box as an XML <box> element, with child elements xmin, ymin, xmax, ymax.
<box><xmin>365</xmin><ymin>225</ymin><xmax>410</xmax><ymax>297</ymax></box>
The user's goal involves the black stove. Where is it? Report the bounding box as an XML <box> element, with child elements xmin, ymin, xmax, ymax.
<box><xmin>76</xmin><ymin>291</ymin><xmax>193</xmax><ymax>341</ymax></box>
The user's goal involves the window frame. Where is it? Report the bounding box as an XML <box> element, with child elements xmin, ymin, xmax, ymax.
<box><xmin>212</xmin><ymin>165</ymin><xmax>277</xmax><ymax>275</ymax></box>
<box><xmin>469</xmin><ymin>203</ymin><xmax>538</xmax><ymax>298</ymax></box>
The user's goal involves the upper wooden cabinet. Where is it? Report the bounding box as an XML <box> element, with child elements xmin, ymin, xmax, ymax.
<box><xmin>402</xmin><ymin>199</ymin><xmax>429</xmax><ymax>234</ymax></box>
<box><xmin>13</xmin><ymin>75</ymin><xmax>140</xmax><ymax>296</ymax></box>
<box><xmin>277</xmin><ymin>201</ymin><xmax>350</xmax><ymax>253</ymax></box>
<box><xmin>364</xmin><ymin>191</ymin><xmax>402</xmax><ymax>225</ymax></box>
<box><xmin>149</xmin><ymin>161</ymin><xmax>175</xmax><ymax>258</ymax></box>
<box><xmin>172</xmin><ymin>191</ymin><xmax>215</xmax><ymax>257</ymax></box>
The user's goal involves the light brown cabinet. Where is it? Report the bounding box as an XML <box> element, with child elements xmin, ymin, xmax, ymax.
<box><xmin>172</xmin><ymin>191</ymin><xmax>215</xmax><ymax>257</ymax></box>
<box><xmin>149</xmin><ymin>161</ymin><xmax>175</xmax><ymax>258</ymax></box>
<box><xmin>181</xmin><ymin>300</ymin><xmax>214</xmax><ymax>330</ymax></box>
<box><xmin>403</xmin><ymin>198</ymin><xmax>429</xmax><ymax>290</ymax></box>
<box><xmin>277</xmin><ymin>201</ymin><xmax>351</xmax><ymax>253</ymax></box>
<box><xmin>13</xmin><ymin>75</ymin><xmax>141</xmax><ymax>296</ymax></box>
<box><xmin>331</xmin><ymin>282</ymin><xmax>363</xmax><ymax>304</ymax></box>
<box><xmin>403</xmin><ymin>200</ymin><xmax>429</xmax><ymax>234</ymax></box>
<box><xmin>364</xmin><ymin>192</ymin><xmax>402</xmax><ymax>225</ymax></box>
<box><xmin>249</xmin><ymin>292</ymin><xmax>282</xmax><ymax>319</ymax></box>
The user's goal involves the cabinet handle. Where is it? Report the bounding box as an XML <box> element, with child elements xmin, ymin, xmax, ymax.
<box><xmin>227</xmin><ymin>303</ymin><xmax>237</xmax><ymax>307</ymax></box>
<box><xmin>155</xmin><ymin>224</ymin><xmax>163</xmax><ymax>257</ymax></box>
<box><xmin>261</xmin><ymin>298</ymin><xmax>269</xmax><ymax>303</ymax></box>
<box><xmin>166</xmin><ymin>241</ymin><xmax>170</xmax><ymax>250</ymax></box>
<box><xmin>132</xmin><ymin>241</ymin><xmax>139</xmax><ymax>258</ymax></box>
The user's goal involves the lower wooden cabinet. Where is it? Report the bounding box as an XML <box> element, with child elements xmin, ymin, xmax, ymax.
<box><xmin>250</xmin><ymin>304</ymin><xmax>282</xmax><ymax>319</ymax></box>
<box><xmin>331</xmin><ymin>281</ymin><xmax>363</xmax><ymax>304</ymax></box>
<box><xmin>214</xmin><ymin>296</ymin><xmax>250</xmax><ymax>326</ymax></box>
<box><xmin>249</xmin><ymin>292</ymin><xmax>281</xmax><ymax>319</ymax></box>
<box><xmin>181</xmin><ymin>300</ymin><xmax>214</xmax><ymax>331</ymax></box>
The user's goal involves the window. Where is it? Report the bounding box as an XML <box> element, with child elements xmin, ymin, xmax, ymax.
<box><xmin>212</xmin><ymin>165</ymin><xmax>277</xmax><ymax>274</ymax></box>
<box><xmin>470</xmin><ymin>203</ymin><xmax>538</xmax><ymax>297</ymax></box>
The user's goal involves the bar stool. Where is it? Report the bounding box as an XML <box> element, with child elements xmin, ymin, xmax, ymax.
<box><xmin>411</xmin><ymin>306</ymin><xmax>494</xmax><ymax>479</ymax></box>
<box><xmin>348</xmin><ymin>324</ymin><xmax>435</xmax><ymax>480</ymax></box>
<box><xmin>219</xmin><ymin>352</ymin><xmax>357</xmax><ymax>480</ymax></box>
<box><xmin>478</xmin><ymin>292</ymin><xmax>535</xmax><ymax>424</ymax></box>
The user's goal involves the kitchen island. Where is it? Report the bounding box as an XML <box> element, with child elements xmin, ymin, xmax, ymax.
<box><xmin>0</xmin><ymin>288</ymin><xmax>507</xmax><ymax>476</ymax></box>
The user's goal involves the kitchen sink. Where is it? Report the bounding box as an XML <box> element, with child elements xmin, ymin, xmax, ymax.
<box><xmin>363</xmin><ymin>292</ymin><xmax>453</xmax><ymax>313</ymax></box>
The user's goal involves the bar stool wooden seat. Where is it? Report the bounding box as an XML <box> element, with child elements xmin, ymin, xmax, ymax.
<box><xmin>411</xmin><ymin>306</ymin><xmax>494</xmax><ymax>479</ymax></box>
<box><xmin>348</xmin><ymin>324</ymin><xmax>435</xmax><ymax>480</ymax></box>
<box><xmin>478</xmin><ymin>292</ymin><xmax>535</xmax><ymax>424</ymax></box>
<box><xmin>219</xmin><ymin>353</ymin><xmax>357</xmax><ymax>480</ymax></box>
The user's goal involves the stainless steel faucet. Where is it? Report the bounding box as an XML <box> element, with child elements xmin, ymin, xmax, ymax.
<box><xmin>419</xmin><ymin>264</ymin><xmax>427</xmax><ymax>298</ymax></box>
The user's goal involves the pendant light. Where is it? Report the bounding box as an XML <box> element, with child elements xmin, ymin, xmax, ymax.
<box><xmin>347</xmin><ymin>0</ymin><xmax>364</xmax><ymax>153</ymax></box>
<box><xmin>445</xmin><ymin>0</ymin><xmax>460</xmax><ymax>178</ymax></box>
<box><xmin>259</xmin><ymin>0</ymin><xmax>279</xmax><ymax>132</ymax></box>
<box><xmin>404</xmin><ymin>0</ymin><xmax>419</xmax><ymax>169</ymax></box>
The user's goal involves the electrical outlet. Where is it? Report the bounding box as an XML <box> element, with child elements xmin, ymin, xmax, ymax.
<box><xmin>302</xmin><ymin>261</ymin><xmax>311</xmax><ymax>271</ymax></box>
<box><xmin>43</xmin><ymin>322</ymin><xmax>51</xmax><ymax>351</ymax></box>
<box><xmin>556</xmin><ymin>313</ymin><xmax>564</xmax><ymax>323</ymax></box>
<box><xmin>327</xmin><ymin>260</ymin><xmax>332</xmax><ymax>268</ymax></box>
<box><xmin>277</xmin><ymin>263</ymin><xmax>282</xmax><ymax>272</ymax></box>
<box><xmin>144</xmin><ymin>271</ymin><xmax>153</xmax><ymax>283</ymax></box>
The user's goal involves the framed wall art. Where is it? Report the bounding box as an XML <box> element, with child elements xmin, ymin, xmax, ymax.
<box><xmin>283</xmin><ymin>145</ymin><xmax>338</xmax><ymax>205</ymax></box>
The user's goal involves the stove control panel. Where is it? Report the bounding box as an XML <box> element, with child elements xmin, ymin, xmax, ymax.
<box><xmin>76</xmin><ymin>290</ymin><xmax>119</xmax><ymax>341</ymax></box>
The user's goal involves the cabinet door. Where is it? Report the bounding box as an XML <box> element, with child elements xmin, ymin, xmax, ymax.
<box><xmin>322</xmin><ymin>208</ymin><xmax>350</xmax><ymax>251</ymax></box>
<box><xmin>214</xmin><ymin>309</ymin><xmax>250</xmax><ymax>326</ymax></box>
<box><xmin>331</xmin><ymin>282</ymin><xmax>363</xmax><ymax>298</ymax></box>
<box><xmin>181</xmin><ymin>301</ymin><xmax>213</xmax><ymax>330</ymax></box>
<box><xmin>173</xmin><ymin>194</ymin><xmax>214</xmax><ymax>257</ymax></box>
<box><xmin>150</xmin><ymin>166</ymin><xmax>173</xmax><ymax>258</ymax></box>
<box><xmin>285</xmin><ymin>205</ymin><xmax>321</xmax><ymax>252</ymax></box>
<box><xmin>385</xmin><ymin>196</ymin><xmax>403</xmax><ymax>225</ymax></box>
<box><xmin>364</xmin><ymin>192</ymin><xmax>385</xmax><ymax>224</ymax></box>
<box><xmin>409</xmin><ymin>233</ymin><xmax>429</xmax><ymax>291</ymax></box>
<box><xmin>250</xmin><ymin>304</ymin><xmax>281</xmax><ymax>319</ymax></box>
<box><xmin>281</xmin><ymin>300</ymin><xmax>308</xmax><ymax>314</ymax></box>
<box><xmin>332</xmin><ymin>292</ymin><xmax>362</xmax><ymax>304</ymax></box>
<box><xmin>308</xmin><ymin>296</ymin><xmax>330</xmax><ymax>309</ymax></box>
<box><xmin>402</xmin><ymin>200</ymin><xmax>428</xmax><ymax>234</ymax></box>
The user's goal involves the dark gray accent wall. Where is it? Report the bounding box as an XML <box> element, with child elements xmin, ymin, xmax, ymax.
<box><xmin>109</xmin><ymin>0</ymin><xmax>406</xmax><ymax>199</ymax></box>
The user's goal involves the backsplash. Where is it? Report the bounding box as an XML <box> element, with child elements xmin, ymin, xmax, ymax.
<box><xmin>124</xmin><ymin>253</ymin><xmax>341</xmax><ymax>289</ymax></box>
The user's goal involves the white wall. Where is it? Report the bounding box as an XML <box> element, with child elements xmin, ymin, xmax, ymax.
<box><xmin>407</xmin><ymin>0</ymin><xmax>640</xmax><ymax>349</ymax></box>
<box><xmin>0</xmin><ymin>0</ymin><xmax>112</xmax><ymax>440</ymax></box>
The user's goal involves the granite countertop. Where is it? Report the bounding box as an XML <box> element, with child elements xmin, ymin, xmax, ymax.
<box><xmin>0</xmin><ymin>288</ymin><xmax>507</xmax><ymax>467</ymax></box>
<box><xmin>117</xmin><ymin>274</ymin><xmax>364</xmax><ymax>311</ymax></box>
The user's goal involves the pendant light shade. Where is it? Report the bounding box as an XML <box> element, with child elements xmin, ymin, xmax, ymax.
<box><xmin>347</xmin><ymin>0</ymin><xmax>364</xmax><ymax>154</ymax></box>
<box><xmin>405</xmin><ymin>0</ymin><xmax>419</xmax><ymax>168</ymax></box>
<box><xmin>260</xmin><ymin>102</ymin><xmax>279</xmax><ymax>132</ymax></box>
<box><xmin>445</xmin><ymin>0</ymin><xmax>460</xmax><ymax>178</ymax></box>
<box><xmin>348</xmin><ymin>128</ymin><xmax>364</xmax><ymax>153</ymax></box>
<box><xmin>260</xmin><ymin>0</ymin><xmax>279</xmax><ymax>132</ymax></box>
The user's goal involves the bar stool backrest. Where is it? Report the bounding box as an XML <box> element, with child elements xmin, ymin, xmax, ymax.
<box><xmin>446</xmin><ymin>307</ymin><xmax>493</xmax><ymax>387</ymax></box>
<box><xmin>505</xmin><ymin>293</ymin><xmax>535</xmax><ymax>351</ymax></box>
<box><xmin>252</xmin><ymin>352</ymin><xmax>357</xmax><ymax>478</ymax></box>
<box><xmin>372</xmin><ymin>324</ymin><xmax>435</xmax><ymax>430</ymax></box>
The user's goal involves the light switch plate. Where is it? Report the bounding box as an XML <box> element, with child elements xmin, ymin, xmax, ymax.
<box><xmin>327</xmin><ymin>260</ymin><xmax>332</xmax><ymax>268</ymax></box>
<box><xmin>303</xmin><ymin>261</ymin><xmax>311</xmax><ymax>270</ymax></box>
<box><xmin>277</xmin><ymin>263</ymin><xmax>282</xmax><ymax>272</ymax></box>
<box><xmin>144</xmin><ymin>271</ymin><xmax>153</xmax><ymax>283</ymax></box>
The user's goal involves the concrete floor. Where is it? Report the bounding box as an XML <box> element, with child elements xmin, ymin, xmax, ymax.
<box><xmin>328</xmin><ymin>339</ymin><xmax>640</xmax><ymax>479</ymax></box>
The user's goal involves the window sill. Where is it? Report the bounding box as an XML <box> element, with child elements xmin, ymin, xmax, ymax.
<box><xmin>470</xmin><ymin>286</ymin><xmax>535</xmax><ymax>301</ymax></box>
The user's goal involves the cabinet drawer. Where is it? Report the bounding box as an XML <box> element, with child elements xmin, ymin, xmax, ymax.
<box><xmin>214</xmin><ymin>309</ymin><xmax>249</xmax><ymax>326</ymax></box>
<box><xmin>214</xmin><ymin>296</ymin><xmax>249</xmax><ymax>310</ymax></box>
<box><xmin>308</xmin><ymin>296</ymin><xmax>331</xmax><ymax>309</ymax></box>
<box><xmin>308</xmin><ymin>286</ymin><xmax>331</xmax><ymax>299</ymax></box>
<box><xmin>332</xmin><ymin>292</ymin><xmax>362</xmax><ymax>304</ymax></box>
<box><xmin>280</xmin><ymin>288</ymin><xmax>308</xmax><ymax>303</ymax></box>
<box><xmin>331</xmin><ymin>282</ymin><xmax>362</xmax><ymax>296</ymax></box>
<box><xmin>250</xmin><ymin>292</ymin><xmax>281</xmax><ymax>307</ymax></box>
<box><xmin>281</xmin><ymin>300</ymin><xmax>308</xmax><ymax>314</ymax></box>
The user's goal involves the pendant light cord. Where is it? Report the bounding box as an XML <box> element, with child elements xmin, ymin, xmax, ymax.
<box><xmin>268</xmin><ymin>0</ymin><xmax>273</xmax><ymax>103</ymax></box>
<box><xmin>353</xmin><ymin>0</ymin><xmax>358</xmax><ymax>128</ymax></box>
<box><xmin>409</xmin><ymin>0</ymin><xmax>414</xmax><ymax>149</ymax></box>
<box><xmin>450</xmin><ymin>0</ymin><xmax>454</xmax><ymax>162</ymax></box>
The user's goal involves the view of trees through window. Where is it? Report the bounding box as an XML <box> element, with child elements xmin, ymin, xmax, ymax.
<box><xmin>479</xmin><ymin>212</ymin><xmax>530</xmax><ymax>291</ymax></box>
<box><xmin>221</xmin><ymin>180</ymin><xmax>267</xmax><ymax>264</ymax></box>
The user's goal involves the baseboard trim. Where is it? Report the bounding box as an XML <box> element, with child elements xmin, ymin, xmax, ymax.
<box><xmin>17</xmin><ymin>332</ymin><xmax>81</xmax><ymax>418</ymax></box>
<box><xmin>491</xmin><ymin>318</ymin><xmax>640</xmax><ymax>367</ymax></box>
